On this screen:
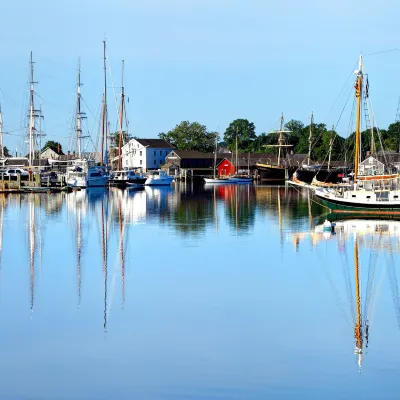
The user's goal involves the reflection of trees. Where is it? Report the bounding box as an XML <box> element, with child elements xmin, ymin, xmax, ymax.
<box><xmin>165</xmin><ymin>186</ymin><xmax>215</xmax><ymax>235</ymax></box>
<box><xmin>221</xmin><ymin>185</ymin><xmax>257</xmax><ymax>232</ymax></box>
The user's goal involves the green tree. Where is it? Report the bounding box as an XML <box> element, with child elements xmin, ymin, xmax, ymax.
<box><xmin>109</xmin><ymin>131</ymin><xmax>133</xmax><ymax>148</ymax></box>
<box><xmin>42</xmin><ymin>140</ymin><xmax>63</xmax><ymax>154</ymax></box>
<box><xmin>2</xmin><ymin>146</ymin><xmax>10</xmax><ymax>157</ymax></box>
<box><xmin>223</xmin><ymin>119</ymin><xmax>256</xmax><ymax>152</ymax></box>
<box><xmin>159</xmin><ymin>121</ymin><xmax>216</xmax><ymax>152</ymax></box>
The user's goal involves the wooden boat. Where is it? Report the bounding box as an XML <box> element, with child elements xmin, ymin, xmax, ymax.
<box><xmin>314</xmin><ymin>55</ymin><xmax>400</xmax><ymax>214</ymax></box>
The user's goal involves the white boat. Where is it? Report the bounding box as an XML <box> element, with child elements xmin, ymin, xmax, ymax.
<box><xmin>204</xmin><ymin>177</ymin><xmax>233</xmax><ymax>184</ymax></box>
<box><xmin>145</xmin><ymin>170</ymin><xmax>174</xmax><ymax>186</ymax></box>
<box><xmin>109</xmin><ymin>170</ymin><xmax>146</xmax><ymax>186</ymax></box>
<box><xmin>314</xmin><ymin>55</ymin><xmax>400</xmax><ymax>215</ymax></box>
<box><xmin>86</xmin><ymin>167</ymin><xmax>109</xmax><ymax>187</ymax></box>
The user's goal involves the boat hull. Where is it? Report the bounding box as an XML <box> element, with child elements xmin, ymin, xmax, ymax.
<box><xmin>256</xmin><ymin>165</ymin><xmax>296</xmax><ymax>182</ymax></box>
<box><xmin>315</xmin><ymin>191</ymin><xmax>400</xmax><ymax>214</ymax></box>
<box><xmin>86</xmin><ymin>176</ymin><xmax>109</xmax><ymax>187</ymax></box>
<box><xmin>144</xmin><ymin>177</ymin><xmax>174</xmax><ymax>186</ymax></box>
<box><xmin>204</xmin><ymin>178</ymin><xmax>233</xmax><ymax>184</ymax></box>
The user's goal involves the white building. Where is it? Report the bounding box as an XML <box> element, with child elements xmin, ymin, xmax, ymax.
<box><xmin>121</xmin><ymin>138</ymin><xmax>175</xmax><ymax>171</ymax></box>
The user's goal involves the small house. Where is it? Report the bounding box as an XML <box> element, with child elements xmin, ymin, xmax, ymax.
<box><xmin>359</xmin><ymin>156</ymin><xmax>385</xmax><ymax>176</ymax></box>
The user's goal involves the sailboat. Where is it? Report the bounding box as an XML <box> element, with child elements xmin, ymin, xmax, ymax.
<box><xmin>315</xmin><ymin>55</ymin><xmax>400</xmax><ymax>214</ymax></box>
<box><xmin>204</xmin><ymin>131</ymin><xmax>232</xmax><ymax>184</ymax></box>
<box><xmin>108</xmin><ymin>60</ymin><xmax>146</xmax><ymax>187</ymax></box>
<box><xmin>229</xmin><ymin>127</ymin><xmax>253</xmax><ymax>183</ymax></box>
<box><xmin>255</xmin><ymin>114</ymin><xmax>297</xmax><ymax>182</ymax></box>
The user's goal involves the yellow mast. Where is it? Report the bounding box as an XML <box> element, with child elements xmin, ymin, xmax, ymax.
<box><xmin>354</xmin><ymin>56</ymin><xmax>363</xmax><ymax>181</ymax></box>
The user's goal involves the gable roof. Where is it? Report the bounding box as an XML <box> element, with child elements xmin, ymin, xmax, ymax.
<box><xmin>41</xmin><ymin>147</ymin><xmax>65</xmax><ymax>156</ymax></box>
<box><xmin>167</xmin><ymin>150</ymin><xmax>217</xmax><ymax>159</ymax></box>
<box><xmin>135</xmin><ymin>139</ymin><xmax>175</xmax><ymax>148</ymax></box>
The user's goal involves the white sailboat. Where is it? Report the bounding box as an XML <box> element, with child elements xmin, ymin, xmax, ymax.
<box><xmin>144</xmin><ymin>169</ymin><xmax>174</xmax><ymax>185</ymax></box>
<box><xmin>314</xmin><ymin>55</ymin><xmax>400</xmax><ymax>215</ymax></box>
<box><xmin>229</xmin><ymin>127</ymin><xmax>252</xmax><ymax>183</ymax></box>
<box><xmin>204</xmin><ymin>131</ymin><xmax>232</xmax><ymax>184</ymax></box>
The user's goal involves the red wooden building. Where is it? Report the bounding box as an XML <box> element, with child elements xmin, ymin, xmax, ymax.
<box><xmin>217</xmin><ymin>158</ymin><xmax>236</xmax><ymax>176</ymax></box>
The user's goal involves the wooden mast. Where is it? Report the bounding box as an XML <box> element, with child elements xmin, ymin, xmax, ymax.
<box><xmin>235</xmin><ymin>126</ymin><xmax>238</xmax><ymax>174</ymax></box>
<box><xmin>354</xmin><ymin>55</ymin><xmax>363</xmax><ymax>181</ymax></box>
<box><xmin>28</xmin><ymin>51</ymin><xmax>36</xmax><ymax>167</ymax></box>
<box><xmin>100</xmin><ymin>41</ymin><xmax>107</xmax><ymax>167</ymax></box>
<box><xmin>307</xmin><ymin>112</ymin><xmax>313</xmax><ymax>166</ymax></box>
<box><xmin>213</xmin><ymin>131</ymin><xmax>218</xmax><ymax>179</ymax></box>
<box><xmin>327</xmin><ymin>125</ymin><xmax>334</xmax><ymax>171</ymax></box>
<box><xmin>277</xmin><ymin>113</ymin><xmax>284</xmax><ymax>166</ymax></box>
<box><xmin>118</xmin><ymin>60</ymin><xmax>125</xmax><ymax>171</ymax></box>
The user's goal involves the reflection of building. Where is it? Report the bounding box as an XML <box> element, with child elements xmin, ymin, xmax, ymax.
<box><xmin>121</xmin><ymin>138</ymin><xmax>175</xmax><ymax>171</ymax></box>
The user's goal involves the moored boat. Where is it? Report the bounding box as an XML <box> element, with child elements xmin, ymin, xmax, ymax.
<box><xmin>145</xmin><ymin>169</ymin><xmax>174</xmax><ymax>186</ymax></box>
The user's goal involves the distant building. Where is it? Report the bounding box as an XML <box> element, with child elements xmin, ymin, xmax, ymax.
<box><xmin>121</xmin><ymin>138</ymin><xmax>175</xmax><ymax>171</ymax></box>
<box><xmin>40</xmin><ymin>147</ymin><xmax>64</xmax><ymax>160</ymax></box>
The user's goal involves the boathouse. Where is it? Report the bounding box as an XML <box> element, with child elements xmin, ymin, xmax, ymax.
<box><xmin>164</xmin><ymin>150</ymin><xmax>225</xmax><ymax>180</ymax></box>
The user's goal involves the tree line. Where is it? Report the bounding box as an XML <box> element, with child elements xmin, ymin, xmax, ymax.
<box><xmin>158</xmin><ymin>119</ymin><xmax>400</xmax><ymax>161</ymax></box>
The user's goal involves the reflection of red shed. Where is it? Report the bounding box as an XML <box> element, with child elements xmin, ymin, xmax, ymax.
<box><xmin>217</xmin><ymin>159</ymin><xmax>235</xmax><ymax>176</ymax></box>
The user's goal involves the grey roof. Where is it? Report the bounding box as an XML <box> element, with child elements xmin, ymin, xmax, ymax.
<box><xmin>167</xmin><ymin>150</ymin><xmax>216</xmax><ymax>159</ymax></box>
<box><xmin>5</xmin><ymin>158</ymin><xmax>29</xmax><ymax>166</ymax></box>
<box><xmin>136</xmin><ymin>139</ymin><xmax>175</xmax><ymax>148</ymax></box>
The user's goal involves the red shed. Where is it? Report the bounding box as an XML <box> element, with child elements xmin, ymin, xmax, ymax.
<box><xmin>217</xmin><ymin>158</ymin><xmax>236</xmax><ymax>176</ymax></box>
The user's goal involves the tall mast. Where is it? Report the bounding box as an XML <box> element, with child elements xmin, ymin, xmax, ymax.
<box><xmin>0</xmin><ymin>104</ymin><xmax>4</xmax><ymax>159</ymax></box>
<box><xmin>75</xmin><ymin>58</ymin><xmax>87</xmax><ymax>158</ymax></box>
<box><xmin>354</xmin><ymin>55</ymin><xmax>363</xmax><ymax>180</ymax></box>
<box><xmin>28</xmin><ymin>51</ymin><xmax>36</xmax><ymax>167</ymax></box>
<box><xmin>100</xmin><ymin>41</ymin><xmax>107</xmax><ymax>167</ymax></box>
<box><xmin>307</xmin><ymin>112</ymin><xmax>313</xmax><ymax>166</ymax></box>
<box><xmin>235</xmin><ymin>126</ymin><xmax>238</xmax><ymax>174</ymax></box>
<box><xmin>118</xmin><ymin>60</ymin><xmax>125</xmax><ymax>171</ymax></box>
<box><xmin>327</xmin><ymin>125</ymin><xmax>334</xmax><ymax>171</ymax></box>
<box><xmin>278</xmin><ymin>113</ymin><xmax>284</xmax><ymax>166</ymax></box>
<box><xmin>213</xmin><ymin>131</ymin><xmax>218</xmax><ymax>179</ymax></box>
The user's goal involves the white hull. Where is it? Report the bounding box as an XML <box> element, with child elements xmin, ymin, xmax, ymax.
<box><xmin>144</xmin><ymin>177</ymin><xmax>174</xmax><ymax>186</ymax></box>
<box><xmin>67</xmin><ymin>176</ymin><xmax>86</xmax><ymax>188</ymax></box>
<box><xmin>229</xmin><ymin>177</ymin><xmax>253</xmax><ymax>183</ymax></box>
<box><xmin>204</xmin><ymin>178</ymin><xmax>233</xmax><ymax>184</ymax></box>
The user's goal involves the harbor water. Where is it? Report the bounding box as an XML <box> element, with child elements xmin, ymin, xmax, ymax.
<box><xmin>0</xmin><ymin>184</ymin><xmax>399</xmax><ymax>399</ymax></box>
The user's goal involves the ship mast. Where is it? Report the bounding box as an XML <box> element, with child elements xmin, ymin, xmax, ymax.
<box><xmin>327</xmin><ymin>125</ymin><xmax>334</xmax><ymax>171</ymax></box>
<box><xmin>0</xmin><ymin>104</ymin><xmax>4</xmax><ymax>159</ymax></box>
<box><xmin>354</xmin><ymin>55</ymin><xmax>363</xmax><ymax>181</ymax></box>
<box><xmin>278</xmin><ymin>113</ymin><xmax>284</xmax><ymax>166</ymax></box>
<box><xmin>75</xmin><ymin>58</ymin><xmax>87</xmax><ymax>159</ymax></box>
<box><xmin>28</xmin><ymin>52</ymin><xmax>37</xmax><ymax>167</ymax></box>
<box><xmin>235</xmin><ymin>126</ymin><xmax>239</xmax><ymax>174</ymax></box>
<box><xmin>213</xmin><ymin>131</ymin><xmax>218</xmax><ymax>179</ymax></box>
<box><xmin>100</xmin><ymin>41</ymin><xmax>108</xmax><ymax>167</ymax></box>
<box><xmin>118</xmin><ymin>60</ymin><xmax>125</xmax><ymax>171</ymax></box>
<box><xmin>307</xmin><ymin>112</ymin><xmax>313</xmax><ymax>166</ymax></box>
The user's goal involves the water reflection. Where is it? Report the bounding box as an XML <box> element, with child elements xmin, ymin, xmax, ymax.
<box><xmin>292</xmin><ymin>218</ymin><xmax>400</xmax><ymax>371</ymax></box>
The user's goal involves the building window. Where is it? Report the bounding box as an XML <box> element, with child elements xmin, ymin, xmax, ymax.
<box><xmin>154</xmin><ymin>160</ymin><xmax>156</xmax><ymax>165</ymax></box>
<box><xmin>165</xmin><ymin>150</ymin><xmax>168</xmax><ymax>155</ymax></box>
<box><xmin>154</xmin><ymin>150</ymin><xmax>156</xmax><ymax>156</ymax></box>
<box><xmin>160</xmin><ymin>151</ymin><xmax>162</xmax><ymax>156</ymax></box>
<box><xmin>140</xmin><ymin>151</ymin><xmax>142</xmax><ymax>156</ymax></box>
<box><xmin>140</xmin><ymin>160</ymin><xmax>142</xmax><ymax>165</ymax></box>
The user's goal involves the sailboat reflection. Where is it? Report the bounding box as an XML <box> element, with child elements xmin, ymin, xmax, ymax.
<box><xmin>291</xmin><ymin>218</ymin><xmax>400</xmax><ymax>369</ymax></box>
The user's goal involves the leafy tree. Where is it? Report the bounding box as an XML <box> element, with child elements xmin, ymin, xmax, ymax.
<box><xmin>223</xmin><ymin>119</ymin><xmax>256</xmax><ymax>152</ymax></box>
<box><xmin>109</xmin><ymin>131</ymin><xmax>132</xmax><ymax>148</ymax></box>
<box><xmin>2</xmin><ymin>146</ymin><xmax>10</xmax><ymax>157</ymax></box>
<box><xmin>42</xmin><ymin>140</ymin><xmax>63</xmax><ymax>154</ymax></box>
<box><xmin>159</xmin><ymin>121</ymin><xmax>216</xmax><ymax>152</ymax></box>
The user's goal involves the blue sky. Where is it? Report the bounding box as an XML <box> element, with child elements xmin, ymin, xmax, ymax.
<box><xmin>0</xmin><ymin>0</ymin><xmax>399</xmax><ymax>154</ymax></box>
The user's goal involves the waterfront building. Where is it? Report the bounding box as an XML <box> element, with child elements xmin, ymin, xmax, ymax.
<box><xmin>121</xmin><ymin>138</ymin><xmax>175</xmax><ymax>171</ymax></box>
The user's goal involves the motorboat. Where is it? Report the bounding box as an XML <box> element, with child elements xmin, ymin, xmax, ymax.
<box><xmin>204</xmin><ymin>177</ymin><xmax>233</xmax><ymax>184</ymax></box>
<box><xmin>109</xmin><ymin>170</ymin><xmax>146</xmax><ymax>187</ymax></box>
<box><xmin>86</xmin><ymin>167</ymin><xmax>109</xmax><ymax>187</ymax></box>
<box><xmin>144</xmin><ymin>169</ymin><xmax>174</xmax><ymax>186</ymax></box>
<box><xmin>229</xmin><ymin>174</ymin><xmax>253</xmax><ymax>183</ymax></box>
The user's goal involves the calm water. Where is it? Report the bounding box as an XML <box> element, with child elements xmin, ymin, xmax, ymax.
<box><xmin>0</xmin><ymin>183</ymin><xmax>399</xmax><ymax>399</ymax></box>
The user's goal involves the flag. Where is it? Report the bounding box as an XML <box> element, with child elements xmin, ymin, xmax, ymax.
<box><xmin>354</xmin><ymin>81</ymin><xmax>360</xmax><ymax>98</ymax></box>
